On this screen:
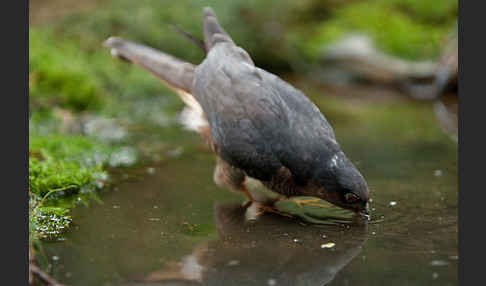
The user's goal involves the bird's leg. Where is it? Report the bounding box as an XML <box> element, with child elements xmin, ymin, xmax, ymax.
<box><xmin>290</xmin><ymin>198</ymin><xmax>328</xmax><ymax>208</ymax></box>
<box><xmin>240</xmin><ymin>183</ymin><xmax>258</xmax><ymax>209</ymax></box>
<box><xmin>255</xmin><ymin>205</ymin><xmax>293</xmax><ymax>217</ymax></box>
<box><xmin>241</xmin><ymin>186</ymin><xmax>255</xmax><ymax>202</ymax></box>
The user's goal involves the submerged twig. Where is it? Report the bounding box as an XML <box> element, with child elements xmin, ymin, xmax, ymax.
<box><xmin>29</xmin><ymin>263</ymin><xmax>68</xmax><ymax>286</ymax></box>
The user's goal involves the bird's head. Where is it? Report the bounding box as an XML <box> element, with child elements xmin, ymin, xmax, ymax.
<box><xmin>310</xmin><ymin>151</ymin><xmax>370</xmax><ymax>218</ymax></box>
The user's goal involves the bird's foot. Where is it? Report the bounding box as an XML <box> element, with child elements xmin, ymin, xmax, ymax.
<box><xmin>244</xmin><ymin>201</ymin><xmax>292</xmax><ymax>221</ymax></box>
<box><xmin>290</xmin><ymin>198</ymin><xmax>327</xmax><ymax>208</ymax></box>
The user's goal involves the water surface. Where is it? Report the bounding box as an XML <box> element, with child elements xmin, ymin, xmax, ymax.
<box><xmin>43</xmin><ymin>96</ymin><xmax>457</xmax><ymax>286</ymax></box>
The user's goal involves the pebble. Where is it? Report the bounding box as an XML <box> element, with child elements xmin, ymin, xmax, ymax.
<box><xmin>321</xmin><ymin>242</ymin><xmax>336</xmax><ymax>248</ymax></box>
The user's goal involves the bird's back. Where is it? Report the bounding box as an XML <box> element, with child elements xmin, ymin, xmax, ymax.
<box><xmin>193</xmin><ymin>32</ymin><xmax>340</xmax><ymax>182</ymax></box>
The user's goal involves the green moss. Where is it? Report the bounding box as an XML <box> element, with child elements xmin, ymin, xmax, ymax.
<box><xmin>28</xmin><ymin>134</ymin><xmax>115</xmax><ymax>241</ymax></box>
<box><xmin>28</xmin><ymin>134</ymin><xmax>115</xmax><ymax>198</ymax></box>
<box><xmin>30</xmin><ymin>28</ymin><xmax>105</xmax><ymax>112</ymax></box>
<box><xmin>30</xmin><ymin>134</ymin><xmax>110</xmax><ymax>163</ymax></box>
<box><xmin>29</xmin><ymin>156</ymin><xmax>102</xmax><ymax>198</ymax></box>
<box><xmin>30</xmin><ymin>25</ymin><xmax>180</xmax><ymax>120</ymax></box>
<box><xmin>30</xmin><ymin>207</ymin><xmax>72</xmax><ymax>240</ymax></box>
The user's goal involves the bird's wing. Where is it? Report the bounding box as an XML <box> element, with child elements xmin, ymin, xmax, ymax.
<box><xmin>194</xmin><ymin>44</ymin><xmax>281</xmax><ymax>180</ymax></box>
<box><xmin>193</xmin><ymin>42</ymin><xmax>339</xmax><ymax>182</ymax></box>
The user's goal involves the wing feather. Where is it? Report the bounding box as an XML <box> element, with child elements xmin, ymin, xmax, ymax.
<box><xmin>193</xmin><ymin>43</ymin><xmax>339</xmax><ymax>182</ymax></box>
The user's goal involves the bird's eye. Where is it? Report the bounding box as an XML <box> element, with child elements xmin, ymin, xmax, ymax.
<box><xmin>344</xmin><ymin>192</ymin><xmax>359</xmax><ymax>203</ymax></box>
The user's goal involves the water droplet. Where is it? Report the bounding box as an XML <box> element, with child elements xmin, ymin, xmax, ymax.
<box><xmin>430</xmin><ymin>260</ymin><xmax>449</xmax><ymax>266</ymax></box>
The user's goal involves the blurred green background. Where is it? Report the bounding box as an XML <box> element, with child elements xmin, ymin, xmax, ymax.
<box><xmin>30</xmin><ymin>0</ymin><xmax>457</xmax><ymax>114</ymax></box>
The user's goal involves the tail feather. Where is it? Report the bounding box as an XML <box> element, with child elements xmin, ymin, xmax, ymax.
<box><xmin>202</xmin><ymin>7</ymin><xmax>234</xmax><ymax>51</ymax></box>
<box><xmin>103</xmin><ymin>37</ymin><xmax>195</xmax><ymax>93</ymax></box>
<box><xmin>104</xmin><ymin>7</ymin><xmax>232</xmax><ymax>134</ymax></box>
<box><xmin>104</xmin><ymin>37</ymin><xmax>209</xmax><ymax>134</ymax></box>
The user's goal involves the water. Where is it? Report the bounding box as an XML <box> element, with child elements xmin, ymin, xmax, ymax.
<box><xmin>42</xmin><ymin>95</ymin><xmax>457</xmax><ymax>286</ymax></box>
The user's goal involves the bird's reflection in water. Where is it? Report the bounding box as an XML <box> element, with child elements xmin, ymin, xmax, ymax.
<box><xmin>128</xmin><ymin>203</ymin><xmax>368</xmax><ymax>286</ymax></box>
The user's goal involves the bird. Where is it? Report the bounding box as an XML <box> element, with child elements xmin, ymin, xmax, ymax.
<box><xmin>104</xmin><ymin>7</ymin><xmax>370</xmax><ymax>219</ymax></box>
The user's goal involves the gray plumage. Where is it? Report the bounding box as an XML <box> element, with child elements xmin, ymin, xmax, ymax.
<box><xmin>104</xmin><ymin>7</ymin><xmax>370</xmax><ymax>215</ymax></box>
<box><xmin>195</xmin><ymin>40</ymin><xmax>339</xmax><ymax>182</ymax></box>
